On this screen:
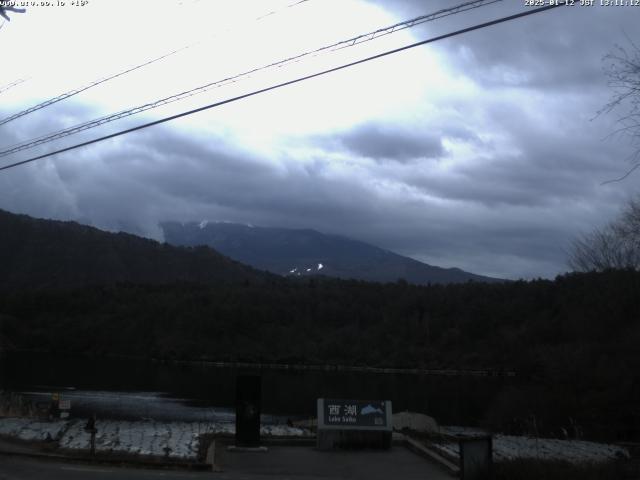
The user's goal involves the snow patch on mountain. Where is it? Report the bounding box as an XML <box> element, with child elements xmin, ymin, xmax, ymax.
<box><xmin>286</xmin><ymin>263</ymin><xmax>325</xmax><ymax>276</ymax></box>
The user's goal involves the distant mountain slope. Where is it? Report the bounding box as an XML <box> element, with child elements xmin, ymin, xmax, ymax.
<box><xmin>161</xmin><ymin>221</ymin><xmax>502</xmax><ymax>284</ymax></box>
<box><xmin>0</xmin><ymin>210</ymin><xmax>265</xmax><ymax>290</ymax></box>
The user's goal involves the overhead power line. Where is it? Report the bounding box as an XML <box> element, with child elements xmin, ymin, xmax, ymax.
<box><xmin>0</xmin><ymin>0</ymin><xmax>502</xmax><ymax>159</ymax></box>
<box><xmin>256</xmin><ymin>0</ymin><xmax>311</xmax><ymax>21</ymax></box>
<box><xmin>310</xmin><ymin>0</ymin><xmax>503</xmax><ymax>55</ymax></box>
<box><xmin>0</xmin><ymin>46</ymin><xmax>190</xmax><ymax>128</ymax></box>
<box><xmin>0</xmin><ymin>2</ymin><xmax>565</xmax><ymax>173</ymax></box>
<box><xmin>0</xmin><ymin>0</ymin><xmax>314</xmax><ymax>128</ymax></box>
<box><xmin>0</xmin><ymin>78</ymin><xmax>28</xmax><ymax>95</ymax></box>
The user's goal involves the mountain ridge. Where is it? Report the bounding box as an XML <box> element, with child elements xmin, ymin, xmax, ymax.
<box><xmin>161</xmin><ymin>221</ymin><xmax>502</xmax><ymax>284</ymax></box>
<box><xmin>0</xmin><ymin>209</ymin><xmax>266</xmax><ymax>290</ymax></box>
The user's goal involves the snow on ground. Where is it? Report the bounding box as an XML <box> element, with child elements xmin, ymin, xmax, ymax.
<box><xmin>440</xmin><ymin>425</ymin><xmax>490</xmax><ymax>437</ymax></box>
<box><xmin>262</xmin><ymin>424</ymin><xmax>306</xmax><ymax>437</ymax></box>
<box><xmin>0</xmin><ymin>417</ymin><xmax>311</xmax><ymax>460</ymax></box>
<box><xmin>0</xmin><ymin>417</ymin><xmax>68</xmax><ymax>441</ymax></box>
<box><xmin>432</xmin><ymin>429</ymin><xmax>629</xmax><ymax>465</ymax></box>
<box><xmin>1</xmin><ymin>416</ymin><xmax>625</xmax><ymax>465</ymax></box>
<box><xmin>392</xmin><ymin>412</ymin><xmax>438</xmax><ymax>433</ymax></box>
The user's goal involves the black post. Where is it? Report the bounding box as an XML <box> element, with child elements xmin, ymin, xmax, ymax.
<box><xmin>235</xmin><ymin>374</ymin><xmax>261</xmax><ymax>447</ymax></box>
<box><xmin>90</xmin><ymin>430</ymin><xmax>96</xmax><ymax>456</ymax></box>
<box><xmin>85</xmin><ymin>414</ymin><xmax>97</xmax><ymax>456</ymax></box>
<box><xmin>460</xmin><ymin>435</ymin><xmax>492</xmax><ymax>480</ymax></box>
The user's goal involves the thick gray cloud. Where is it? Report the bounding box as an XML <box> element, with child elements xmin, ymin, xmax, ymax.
<box><xmin>1</xmin><ymin>1</ymin><xmax>639</xmax><ymax>280</ymax></box>
<box><xmin>314</xmin><ymin>122</ymin><xmax>486</xmax><ymax>163</ymax></box>
<box><xmin>0</xmin><ymin>101</ymin><xmax>630</xmax><ymax>280</ymax></box>
<box><xmin>328</xmin><ymin>123</ymin><xmax>444</xmax><ymax>162</ymax></box>
<box><xmin>372</xmin><ymin>0</ymin><xmax>638</xmax><ymax>90</ymax></box>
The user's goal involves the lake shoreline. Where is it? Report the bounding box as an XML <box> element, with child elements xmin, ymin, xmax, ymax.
<box><xmin>2</xmin><ymin>349</ymin><xmax>516</xmax><ymax>377</ymax></box>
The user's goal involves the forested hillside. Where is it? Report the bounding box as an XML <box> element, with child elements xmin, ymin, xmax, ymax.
<box><xmin>0</xmin><ymin>209</ymin><xmax>266</xmax><ymax>289</ymax></box>
<box><xmin>1</xmin><ymin>270</ymin><xmax>639</xmax><ymax>440</ymax></box>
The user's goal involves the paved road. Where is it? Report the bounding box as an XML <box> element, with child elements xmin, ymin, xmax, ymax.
<box><xmin>219</xmin><ymin>446</ymin><xmax>454</xmax><ymax>479</ymax></box>
<box><xmin>0</xmin><ymin>447</ymin><xmax>454</xmax><ymax>479</ymax></box>
<box><xmin>0</xmin><ymin>457</ymin><xmax>207</xmax><ymax>480</ymax></box>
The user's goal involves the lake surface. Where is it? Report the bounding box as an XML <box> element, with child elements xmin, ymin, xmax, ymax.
<box><xmin>0</xmin><ymin>353</ymin><xmax>514</xmax><ymax>425</ymax></box>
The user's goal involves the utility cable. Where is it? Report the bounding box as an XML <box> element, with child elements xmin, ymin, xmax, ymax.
<box><xmin>0</xmin><ymin>0</ymin><xmax>314</xmax><ymax>128</ymax></box>
<box><xmin>0</xmin><ymin>46</ymin><xmax>190</xmax><ymax>128</ymax></box>
<box><xmin>0</xmin><ymin>78</ymin><xmax>28</xmax><ymax>95</ymax></box>
<box><xmin>0</xmin><ymin>0</ymin><xmax>502</xmax><ymax>159</ymax></box>
<box><xmin>0</xmin><ymin>2</ymin><xmax>566</xmax><ymax>173</ymax></box>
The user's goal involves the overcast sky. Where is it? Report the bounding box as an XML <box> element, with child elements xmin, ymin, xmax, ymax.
<box><xmin>1</xmin><ymin>0</ymin><xmax>639</xmax><ymax>279</ymax></box>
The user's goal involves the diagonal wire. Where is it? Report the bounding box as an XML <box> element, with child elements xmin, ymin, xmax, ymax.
<box><xmin>0</xmin><ymin>0</ymin><xmax>314</xmax><ymax>128</ymax></box>
<box><xmin>0</xmin><ymin>46</ymin><xmax>191</xmax><ymax>128</ymax></box>
<box><xmin>0</xmin><ymin>78</ymin><xmax>28</xmax><ymax>95</ymax></box>
<box><xmin>0</xmin><ymin>2</ymin><xmax>567</xmax><ymax>173</ymax></box>
<box><xmin>0</xmin><ymin>0</ymin><xmax>502</xmax><ymax>159</ymax></box>
<box><xmin>256</xmin><ymin>0</ymin><xmax>311</xmax><ymax>20</ymax></box>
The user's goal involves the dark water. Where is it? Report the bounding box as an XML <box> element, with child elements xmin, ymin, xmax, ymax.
<box><xmin>0</xmin><ymin>353</ymin><xmax>513</xmax><ymax>425</ymax></box>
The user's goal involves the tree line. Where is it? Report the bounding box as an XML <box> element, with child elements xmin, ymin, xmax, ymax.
<box><xmin>1</xmin><ymin>269</ymin><xmax>640</xmax><ymax>440</ymax></box>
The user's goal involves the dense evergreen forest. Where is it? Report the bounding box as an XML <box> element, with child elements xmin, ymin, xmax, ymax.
<box><xmin>1</xmin><ymin>269</ymin><xmax>639</xmax><ymax>440</ymax></box>
<box><xmin>0</xmin><ymin>209</ymin><xmax>266</xmax><ymax>289</ymax></box>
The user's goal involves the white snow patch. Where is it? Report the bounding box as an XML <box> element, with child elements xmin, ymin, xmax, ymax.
<box><xmin>317</xmin><ymin>263</ymin><xmax>323</xmax><ymax>270</ymax></box>
<box><xmin>440</xmin><ymin>426</ymin><xmax>489</xmax><ymax>437</ymax></box>
<box><xmin>289</xmin><ymin>268</ymin><xmax>298</xmax><ymax>274</ymax></box>
<box><xmin>261</xmin><ymin>425</ymin><xmax>307</xmax><ymax>437</ymax></box>
<box><xmin>0</xmin><ymin>418</ymin><xmax>68</xmax><ymax>442</ymax></box>
<box><xmin>433</xmin><ymin>429</ymin><xmax>629</xmax><ymax>465</ymax></box>
<box><xmin>198</xmin><ymin>220</ymin><xmax>208</xmax><ymax>229</ymax></box>
<box><xmin>306</xmin><ymin>268</ymin><xmax>311</xmax><ymax>272</ymax></box>
<box><xmin>0</xmin><ymin>417</ymin><xmax>311</xmax><ymax>460</ymax></box>
<box><xmin>393</xmin><ymin>412</ymin><xmax>438</xmax><ymax>433</ymax></box>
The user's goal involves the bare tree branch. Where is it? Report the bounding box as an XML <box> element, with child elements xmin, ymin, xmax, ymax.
<box><xmin>569</xmin><ymin>196</ymin><xmax>640</xmax><ymax>271</ymax></box>
<box><xmin>601</xmin><ymin>161</ymin><xmax>640</xmax><ymax>185</ymax></box>
<box><xmin>597</xmin><ymin>39</ymin><xmax>640</xmax><ymax>182</ymax></box>
<box><xmin>0</xmin><ymin>6</ymin><xmax>26</xmax><ymax>22</ymax></box>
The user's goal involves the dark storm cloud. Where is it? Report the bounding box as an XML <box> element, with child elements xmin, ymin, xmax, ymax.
<box><xmin>0</xmin><ymin>103</ymin><xmax>631</xmax><ymax>280</ymax></box>
<box><xmin>313</xmin><ymin>122</ymin><xmax>483</xmax><ymax>163</ymax></box>
<box><xmin>0</xmin><ymin>106</ymin><xmax>384</xmax><ymax>242</ymax></box>
<box><xmin>333</xmin><ymin>123</ymin><xmax>444</xmax><ymax>162</ymax></box>
<box><xmin>400</xmin><ymin>113</ymin><xmax>631</xmax><ymax>208</ymax></box>
<box><xmin>369</xmin><ymin>0</ymin><xmax>638</xmax><ymax>89</ymax></box>
<box><xmin>2</xmin><ymin>1</ymin><xmax>639</xmax><ymax>280</ymax></box>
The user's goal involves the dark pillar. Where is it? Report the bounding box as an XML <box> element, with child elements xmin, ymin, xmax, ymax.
<box><xmin>235</xmin><ymin>374</ymin><xmax>261</xmax><ymax>447</ymax></box>
<box><xmin>460</xmin><ymin>436</ymin><xmax>492</xmax><ymax>480</ymax></box>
